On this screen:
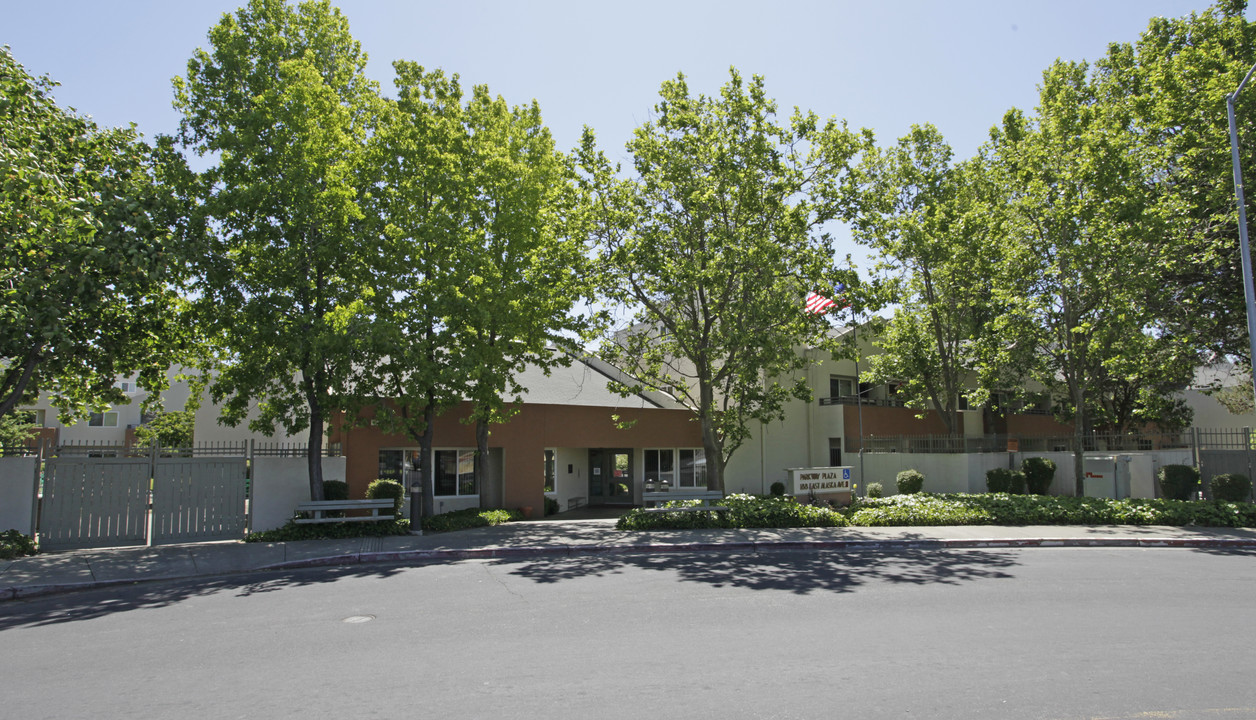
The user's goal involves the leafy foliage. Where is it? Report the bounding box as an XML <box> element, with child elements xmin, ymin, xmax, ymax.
<box><xmin>1</xmin><ymin>47</ymin><xmax>191</xmax><ymax>426</ymax></box>
<box><xmin>1158</xmin><ymin>464</ymin><xmax>1201</xmax><ymax>501</ymax></box>
<box><xmin>583</xmin><ymin>68</ymin><xmax>871</xmax><ymax>491</ymax></box>
<box><xmin>1021</xmin><ymin>457</ymin><xmax>1057</xmax><ymax>495</ymax></box>
<box><xmin>896</xmin><ymin>470</ymin><xmax>925</xmax><ymax>495</ymax></box>
<box><xmin>1210</xmin><ymin>473</ymin><xmax>1252</xmax><ymax>503</ymax></box>
<box><xmin>421</xmin><ymin>508</ymin><xmax>523</xmax><ymax>533</ymax></box>
<box><xmin>365</xmin><ymin>479</ymin><xmax>405</xmax><ymax>518</ymax></box>
<box><xmin>769</xmin><ymin>481</ymin><xmax>786</xmax><ymax>497</ymax></box>
<box><xmin>847</xmin><ymin>493</ymin><xmax>1256</xmax><ymax>528</ymax></box>
<box><xmin>615</xmin><ymin>494</ymin><xmax>847</xmax><ymax>530</ymax></box>
<box><xmin>245</xmin><ymin>519</ymin><xmax>410</xmax><ymax>543</ymax></box>
<box><xmin>986</xmin><ymin>468</ymin><xmax>1014</xmax><ymax>494</ymax></box>
<box><xmin>132</xmin><ymin>410</ymin><xmax>195</xmax><ymax>448</ymax></box>
<box><xmin>0</xmin><ymin>529</ymin><xmax>37</xmax><ymax>559</ymax></box>
<box><xmin>170</xmin><ymin>0</ymin><xmax>381</xmax><ymax>501</ymax></box>
<box><xmin>865</xmin><ymin>482</ymin><xmax>884</xmax><ymax>499</ymax></box>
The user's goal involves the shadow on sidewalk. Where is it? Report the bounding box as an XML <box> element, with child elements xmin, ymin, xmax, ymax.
<box><xmin>0</xmin><ymin>564</ymin><xmax>408</xmax><ymax>631</ymax></box>
<box><xmin>494</xmin><ymin>546</ymin><xmax>1022</xmax><ymax>596</ymax></box>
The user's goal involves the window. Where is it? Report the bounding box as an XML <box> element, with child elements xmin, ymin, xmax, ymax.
<box><xmin>645</xmin><ymin>449</ymin><xmax>675</xmax><ymax>488</ymax></box>
<box><xmin>678</xmin><ymin>448</ymin><xmax>706</xmax><ymax>488</ymax></box>
<box><xmin>378</xmin><ymin>449</ymin><xmax>421</xmax><ymax>483</ymax></box>
<box><xmin>18</xmin><ymin>410</ymin><xmax>45</xmax><ymax>427</ymax></box>
<box><xmin>829</xmin><ymin>438</ymin><xmax>842</xmax><ymax>467</ymax></box>
<box><xmin>436</xmin><ymin>449</ymin><xmax>476</xmax><ymax>497</ymax></box>
<box><xmin>829</xmin><ymin>376</ymin><xmax>856</xmax><ymax>399</ymax></box>
<box><xmin>88</xmin><ymin>412</ymin><xmax>118</xmax><ymax>427</ymax></box>
<box><xmin>544</xmin><ymin>449</ymin><xmax>556</xmax><ymax>493</ymax></box>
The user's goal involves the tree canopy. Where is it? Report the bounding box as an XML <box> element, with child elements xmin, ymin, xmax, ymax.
<box><xmin>1</xmin><ymin>46</ymin><xmax>189</xmax><ymax>426</ymax></box>
<box><xmin>171</xmin><ymin>0</ymin><xmax>380</xmax><ymax>499</ymax></box>
<box><xmin>584</xmin><ymin>69</ymin><xmax>870</xmax><ymax>491</ymax></box>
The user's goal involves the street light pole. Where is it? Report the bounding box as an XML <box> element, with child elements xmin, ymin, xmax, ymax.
<box><xmin>1226</xmin><ymin>60</ymin><xmax>1256</xmax><ymax>410</ymax></box>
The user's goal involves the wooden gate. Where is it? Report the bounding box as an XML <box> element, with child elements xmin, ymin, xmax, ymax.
<box><xmin>151</xmin><ymin>457</ymin><xmax>249</xmax><ymax>544</ymax></box>
<box><xmin>39</xmin><ymin>457</ymin><xmax>151</xmax><ymax>551</ymax></box>
<box><xmin>37</xmin><ymin>445</ymin><xmax>249</xmax><ymax>550</ymax></box>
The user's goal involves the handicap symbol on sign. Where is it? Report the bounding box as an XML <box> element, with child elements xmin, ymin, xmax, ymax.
<box><xmin>842</xmin><ymin>468</ymin><xmax>851</xmax><ymax>480</ymax></box>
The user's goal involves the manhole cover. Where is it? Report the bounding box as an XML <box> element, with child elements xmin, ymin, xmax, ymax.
<box><xmin>342</xmin><ymin>615</ymin><xmax>375</xmax><ymax>624</ymax></box>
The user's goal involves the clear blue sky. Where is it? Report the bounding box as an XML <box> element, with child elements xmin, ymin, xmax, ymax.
<box><xmin>5</xmin><ymin>0</ymin><xmax>1246</xmax><ymax>272</ymax></box>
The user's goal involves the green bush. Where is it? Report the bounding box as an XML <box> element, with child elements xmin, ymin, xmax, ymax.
<box><xmin>986</xmin><ymin>468</ymin><xmax>1013</xmax><ymax>493</ymax></box>
<box><xmin>365</xmin><ymin>479</ymin><xmax>405</xmax><ymax>519</ymax></box>
<box><xmin>544</xmin><ymin>496</ymin><xmax>560</xmax><ymax>516</ymax></box>
<box><xmin>422</xmin><ymin>508</ymin><xmax>523</xmax><ymax>533</ymax></box>
<box><xmin>246</xmin><ymin>519</ymin><xmax>411</xmax><ymax>543</ymax></box>
<box><xmin>616</xmin><ymin>493</ymin><xmax>846</xmax><ymax>531</ymax></box>
<box><xmin>1159</xmin><ymin>464</ymin><xmax>1200</xmax><ymax>501</ymax></box>
<box><xmin>1211</xmin><ymin>473</ymin><xmax>1252</xmax><ymax>502</ymax></box>
<box><xmin>769</xmin><ymin>481</ymin><xmax>786</xmax><ymax>496</ymax></box>
<box><xmin>866</xmin><ymin>482</ymin><xmax>884</xmax><ymax>499</ymax></box>
<box><xmin>896</xmin><ymin>470</ymin><xmax>924</xmax><ymax>495</ymax></box>
<box><xmin>0</xmin><ymin>529</ymin><xmax>37</xmax><ymax>559</ymax></box>
<box><xmin>1008</xmin><ymin>470</ymin><xmax>1026</xmax><ymax>495</ymax></box>
<box><xmin>1021</xmin><ymin>457</ymin><xmax>1057</xmax><ymax>495</ymax></box>
<box><xmin>322</xmin><ymin>480</ymin><xmax>349</xmax><ymax>501</ymax></box>
<box><xmin>846</xmin><ymin>493</ymin><xmax>1256</xmax><ymax>528</ymax></box>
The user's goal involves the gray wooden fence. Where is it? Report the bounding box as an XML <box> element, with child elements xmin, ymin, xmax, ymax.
<box><xmin>36</xmin><ymin>444</ymin><xmax>250</xmax><ymax>551</ymax></box>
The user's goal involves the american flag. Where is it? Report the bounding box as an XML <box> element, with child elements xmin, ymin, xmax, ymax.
<box><xmin>804</xmin><ymin>284</ymin><xmax>848</xmax><ymax>315</ymax></box>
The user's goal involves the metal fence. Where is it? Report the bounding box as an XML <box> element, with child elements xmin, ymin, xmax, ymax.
<box><xmin>857</xmin><ymin>431</ymin><xmax>1192</xmax><ymax>454</ymax></box>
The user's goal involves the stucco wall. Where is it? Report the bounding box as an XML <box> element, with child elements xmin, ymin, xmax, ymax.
<box><xmin>250</xmin><ymin>456</ymin><xmax>348</xmax><ymax>532</ymax></box>
<box><xmin>0</xmin><ymin>457</ymin><xmax>38</xmax><ymax>535</ymax></box>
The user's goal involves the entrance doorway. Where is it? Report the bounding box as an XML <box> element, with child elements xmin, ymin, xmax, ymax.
<box><xmin>588</xmin><ymin>448</ymin><xmax>634</xmax><ymax>505</ymax></box>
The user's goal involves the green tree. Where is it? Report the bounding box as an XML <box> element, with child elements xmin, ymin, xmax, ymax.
<box><xmin>133</xmin><ymin>410</ymin><xmax>196</xmax><ymax>449</ymax></box>
<box><xmin>1</xmin><ymin>47</ymin><xmax>189</xmax><ymax>426</ymax></box>
<box><xmin>1097</xmin><ymin>1</ymin><xmax>1256</xmax><ymax>365</ymax></box>
<box><xmin>455</xmin><ymin>86</ymin><xmax>595</xmax><ymax>505</ymax></box>
<box><xmin>852</xmin><ymin>125</ymin><xmax>1006</xmax><ymax>436</ymax></box>
<box><xmin>171</xmin><ymin>0</ymin><xmax>380</xmax><ymax>501</ymax></box>
<box><xmin>357</xmin><ymin>62</ymin><xmax>472</xmax><ymax>518</ymax></box>
<box><xmin>987</xmin><ymin>60</ymin><xmax>1170</xmax><ymax>493</ymax></box>
<box><xmin>584</xmin><ymin>69</ymin><xmax>870</xmax><ymax>492</ymax></box>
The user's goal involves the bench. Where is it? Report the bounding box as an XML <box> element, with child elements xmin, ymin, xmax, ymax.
<box><xmin>567</xmin><ymin>496</ymin><xmax>587</xmax><ymax>511</ymax></box>
<box><xmin>641</xmin><ymin>489</ymin><xmax>729</xmax><ymax>514</ymax></box>
<box><xmin>294</xmin><ymin>499</ymin><xmax>397</xmax><ymax>524</ymax></box>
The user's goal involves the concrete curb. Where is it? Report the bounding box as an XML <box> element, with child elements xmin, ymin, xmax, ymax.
<box><xmin>5</xmin><ymin>535</ymin><xmax>1256</xmax><ymax>602</ymax></box>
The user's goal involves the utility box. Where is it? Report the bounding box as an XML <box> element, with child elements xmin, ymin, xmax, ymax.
<box><xmin>1083</xmin><ymin>455</ymin><xmax>1132</xmax><ymax>499</ymax></box>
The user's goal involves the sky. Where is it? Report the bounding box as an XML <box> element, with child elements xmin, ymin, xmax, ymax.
<box><xmin>5</xmin><ymin>0</ymin><xmax>1249</xmax><ymax>274</ymax></box>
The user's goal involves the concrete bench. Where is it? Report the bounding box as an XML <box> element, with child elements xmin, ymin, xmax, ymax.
<box><xmin>294</xmin><ymin>499</ymin><xmax>397</xmax><ymax>524</ymax></box>
<box><xmin>641</xmin><ymin>490</ymin><xmax>728</xmax><ymax>513</ymax></box>
<box><xmin>567</xmin><ymin>496</ymin><xmax>587</xmax><ymax>511</ymax></box>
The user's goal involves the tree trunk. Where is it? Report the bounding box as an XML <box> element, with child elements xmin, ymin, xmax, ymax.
<box><xmin>410</xmin><ymin>400</ymin><xmax>436</xmax><ymax>521</ymax></box>
<box><xmin>307</xmin><ymin>407</ymin><xmax>325</xmax><ymax>501</ymax></box>
<box><xmin>1072</xmin><ymin>386</ymin><xmax>1086</xmax><ymax>497</ymax></box>
<box><xmin>475</xmin><ymin>415</ymin><xmax>491</xmax><ymax>507</ymax></box>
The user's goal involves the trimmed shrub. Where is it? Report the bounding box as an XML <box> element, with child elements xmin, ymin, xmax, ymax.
<box><xmin>896</xmin><ymin>470</ymin><xmax>925</xmax><ymax>495</ymax></box>
<box><xmin>986</xmin><ymin>468</ymin><xmax>1013</xmax><ymax>493</ymax></box>
<box><xmin>1021</xmin><ymin>457</ymin><xmax>1057</xmax><ymax>495</ymax></box>
<box><xmin>246</xmin><ymin>519</ymin><xmax>411</xmax><ymax>542</ymax></box>
<box><xmin>366</xmin><ymin>479</ymin><xmax>405</xmax><ymax>519</ymax></box>
<box><xmin>1158</xmin><ymin>464</ymin><xmax>1200</xmax><ymax>501</ymax></box>
<box><xmin>866</xmin><ymin>482</ymin><xmax>884</xmax><ymax>499</ymax></box>
<box><xmin>616</xmin><ymin>493</ymin><xmax>847</xmax><ymax>531</ymax></box>
<box><xmin>769</xmin><ymin>481</ymin><xmax>786</xmax><ymax>497</ymax></box>
<box><xmin>322</xmin><ymin>480</ymin><xmax>349</xmax><ymax>501</ymax></box>
<box><xmin>0</xmin><ymin>529</ymin><xmax>37</xmax><ymax>559</ymax></box>
<box><xmin>1008</xmin><ymin>470</ymin><xmax>1027</xmax><ymax>495</ymax></box>
<box><xmin>1211</xmin><ymin>473</ymin><xmax>1252</xmax><ymax>503</ymax></box>
<box><xmin>544</xmin><ymin>496</ymin><xmax>560</xmax><ymax>516</ymax></box>
<box><xmin>422</xmin><ymin>508</ymin><xmax>523</xmax><ymax>533</ymax></box>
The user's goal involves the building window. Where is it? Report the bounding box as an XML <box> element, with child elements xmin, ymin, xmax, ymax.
<box><xmin>88</xmin><ymin>411</ymin><xmax>118</xmax><ymax>427</ymax></box>
<box><xmin>645</xmin><ymin>448</ymin><xmax>675</xmax><ymax>489</ymax></box>
<box><xmin>436</xmin><ymin>449</ymin><xmax>476</xmax><ymax>497</ymax></box>
<box><xmin>829</xmin><ymin>437</ymin><xmax>842</xmax><ymax>467</ymax></box>
<box><xmin>544</xmin><ymin>449</ymin><xmax>556</xmax><ymax>493</ymax></box>
<box><xmin>678</xmin><ymin>448</ymin><xmax>706</xmax><ymax>488</ymax></box>
<box><xmin>378</xmin><ymin>449</ymin><xmax>421</xmax><ymax>484</ymax></box>
<box><xmin>829</xmin><ymin>375</ymin><xmax>856</xmax><ymax>399</ymax></box>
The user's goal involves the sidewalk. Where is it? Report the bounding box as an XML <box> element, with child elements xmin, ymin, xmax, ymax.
<box><xmin>4</xmin><ymin>519</ymin><xmax>1256</xmax><ymax>601</ymax></box>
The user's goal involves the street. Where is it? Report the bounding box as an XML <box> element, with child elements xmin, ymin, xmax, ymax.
<box><xmin>2</xmin><ymin>547</ymin><xmax>1255</xmax><ymax>719</ymax></box>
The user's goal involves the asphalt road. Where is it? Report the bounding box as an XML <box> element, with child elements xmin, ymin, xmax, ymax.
<box><xmin>2</xmin><ymin>547</ymin><xmax>1255</xmax><ymax>720</ymax></box>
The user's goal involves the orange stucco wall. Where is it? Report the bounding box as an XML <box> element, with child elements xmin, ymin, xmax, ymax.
<box><xmin>333</xmin><ymin>401</ymin><xmax>701</xmax><ymax>511</ymax></box>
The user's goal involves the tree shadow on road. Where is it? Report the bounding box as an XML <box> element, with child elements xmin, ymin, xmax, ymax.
<box><xmin>496</xmin><ymin>546</ymin><xmax>1022</xmax><ymax>595</ymax></box>
<box><xmin>0</xmin><ymin>564</ymin><xmax>408</xmax><ymax>631</ymax></box>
